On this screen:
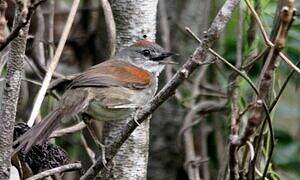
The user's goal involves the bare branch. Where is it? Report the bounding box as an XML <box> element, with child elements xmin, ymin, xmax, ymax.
<box><xmin>158</xmin><ymin>0</ymin><xmax>173</xmax><ymax>81</ymax></box>
<box><xmin>245</xmin><ymin>0</ymin><xmax>299</xmax><ymax>74</ymax></box>
<box><xmin>187</xmin><ymin>21</ymin><xmax>276</xmax><ymax>180</ymax></box>
<box><xmin>44</xmin><ymin>0</ymin><xmax>55</xmax><ymax>61</ymax></box>
<box><xmin>182</xmin><ymin>101</ymin><xmax>225</xmax><ymax>180</ymax></box>
<box><xmin>0</xmin><ymin>0</ymin><xmax>7</xmax><ymax>44</ymax></box>
<box><xmin>243</xmin><ymin>1</ymin><xmax>296</xmax><ymax>178</ymax></box>
<box><xmin>279</xmin><ymin>52</ymin><xmax>300</xmax><ymax>74</ymax></box>
<box><xmin>99</xmin><ymin>0</ymin><xmax>116</xmax><ymax>58</ymax></box>
<box><xmin>0</xmin><ymin>0</ymin><xmax>48</xmax><ymax>51</ymax></box>
<box><xmin>251</xmin><ymin>60</ymin><xmax>300</xmax><ymax>179</ymax></box>
<box><xmin>80</xmin><ymin>134</ymin><xmax>96</xmax><ymax>163</ymax></box>
<box><xmin>25</xmin><ymin>162</ymin><xmax>82</xmax><ymax>180</ymax></box>
<box><xmin>228</xmin><ymin>3</ymin><xmax>244</xmax><ymax>179</ymax></box>
<box><xmin>50</xmin><ymin>121</ymin><xmax>86</xmax><ymax>138</ymax></box>
<box><xmin>27</xmin><ymin>0</ymin><xmax>81</xmax><ymax>127</ymax></box>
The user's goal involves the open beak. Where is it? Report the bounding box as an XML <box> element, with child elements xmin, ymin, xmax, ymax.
<box><xmin>150</xmin><ymin>52</ymin><xmax>178</xmax><ymax>65</ymax></box>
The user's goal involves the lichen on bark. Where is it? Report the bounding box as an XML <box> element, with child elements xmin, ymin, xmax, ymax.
<box><xmin>0</xmin><ymin>5</ymin><xmax>30</xmax><ymax>179</ymax></box>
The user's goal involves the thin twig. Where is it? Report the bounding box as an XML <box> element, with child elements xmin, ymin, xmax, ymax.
<box><xmin>25</xmin><ymin>162</ymin><xmax>82</xmax><ymax>180</ymax></box>
<box><xmin>30</xmin><ymin>55</ymin><xmax>67</xmax><ymax>79</ymax></box>
<box><xmin>44</xmin><ymin>0</ymin><xmax>55</xmax><ymax>63</ymax></box>
<box><xmin>181</xmin><ymin>101</ymin><xmax>225</xmax><ymax>180</ymax></box>
<box><xmin>186</xmin><ymin>28</ymin><xmax>259</xmax><ymax>103</ymax></box>
<box><xmin>255</xmin><ymin>167</ymin><xmax>269</xmax><ymax>180</ymax></box>
<box><xmin>253</xmin><ymin>59</ymin><xmax>300</xmax><ymax>179</ymax></box>
<box><xmin>247</xmin><ymin>0</ymin><xmax>260</xmax><ymax>46</ymax></box>
<box><xmin>186</xmin><ymin>27</ymin><xmax>275</xmax><ymax>173</ymax></box>
<box><xmin>0</xmin><ymin>51</ymin><xmax>8</xmax><ymax>74</ymax></box>
<box><xmin>27</xmin><ymin>0</ymin><xmax>81</xmax><ymax>127</ymax></box>
<box><xmin>212</xmin><ymin>47</ymin><xmax>274</xmax><ymax>146</ymax></box>
<box><xmin>0</xmin><ymin>0</ymin><xmax>48</xmax><ymax>51</ymax></box>
<box><xmin>80</xmin><ymin>134</ymin><xmax>96</xmax><ymax>163</ymax></box>
<box><xmin>242</xmin><ymin>48</ymin><xmax>267</xmax><ymax>70</ymax></box>
<box><xmin>177</xmin><ymin>119</ymin><xmax>201</xmax><ymax>147</ymax></box>
<box><xmin>228</xmin><ymin>3</ymin><xmax>243</xmax><ymax>177</ymax></box>
<box><xmin>246</xmin><ymin>141</ymin><xmax>255</xmax><ymax>161</ymax></box>
<box><xmin>257</xmin><ymin>46</ymin><xmax>275</xmax><ymax>88</ymax></box>
<box><xmin>50</xmin><ymin>121</ymin><xmax>86</xmax><ymax>138</ymax></box>
<box><xmin>279</xmin><ymin>52</ymin><xmax>300</xmax><ymax>74</ymax></box>
<box><xmin>24</xmin><ymin>56</ymin><xmax>43</xmax><ymax>80</ymax></box>
<box><xmin>236</xmin><ymin>103</ymin><xmax>252</xmax><ymax>123</ymax></box>
<box><xmin>159</xmin><ymin>0</ymin><xmax>174</xmax><ymax>81</ymax></box>
<box><xmin>270</xmin><ymin>59</ymin><xmax>300</xmax><ymax>110</ymax></box>
<box><xmin>245</xmin><ymin>0</ymin><xmax>300</xmax><ymax>74</ymax></box>
<box><xmin>245</xmin><ymin>1</ymin><xmax>296</xmax><ymax>178</ymax></box>
<box><xmin>183</xmin><ymin>109</ymin><xmax>201</xmax><ymax>180</ymax></box>
<box><xmin>199</xmin><ymin>84</ymin><xmax>225</xmax><ymax>95</ymax></box>
<box><xmin>99</xmin><ymin>0</ymin><xmax>116</xmax><ymax>58</ymax></box>
<box><xmin>195</xmin><ymin>92</ymin><xmax>227</xmax><ymax>99</ymax></box>
<box><xmin>244</xmin><ymin>0</ymin><xmax>272</xmax><ymax>46</ymax></box>
<box><xmin>22</xmin><ymin>78</ymin><xmax>42</xmax><ymax>86</ymax></box>
<box><xmin>32</xmin><ymin>6</ymin><xmax>46</xmax><ymax>71</ymax></box>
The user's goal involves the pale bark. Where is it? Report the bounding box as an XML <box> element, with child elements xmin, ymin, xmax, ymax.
<box><xmin>0</xmin><ymin>6</ymin><xmax>30</xmax><ymax>179</ymax></box>
<box><xmin>103</xmin><ymin>0</ymin><xmax>158</xmax><ymax>179</ymax></box>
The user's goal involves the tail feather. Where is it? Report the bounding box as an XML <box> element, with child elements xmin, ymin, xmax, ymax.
<box><xmin>13</xmin><ymin>89</ymin><xmax>91</xmax><ymax>154</ymax></box>
<box><xmin>14</xmin><ymin>109</ymin><xmax>63</xmax><ymax>153</ymax></box>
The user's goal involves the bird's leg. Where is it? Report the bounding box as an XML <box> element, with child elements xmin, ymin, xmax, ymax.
<box><xmin>81</xmin><ymin>114</ymin><xmax>107</xmax><ymax>168</ymax></box>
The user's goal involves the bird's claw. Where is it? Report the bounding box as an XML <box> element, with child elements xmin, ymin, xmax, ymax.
<box><xmin>97</xmin><ymin>142</ymin><xmax>108</xmax><ymax>170</ymax></box>
<box><xmin>134</xmin><ymin>108</ymin><xmax>141</xmax><ymax>126</ymax></box>
<box><xmin>94</xmin><ymin>141</ymin><xmax>108</xmax><ymax>170</ymax></box>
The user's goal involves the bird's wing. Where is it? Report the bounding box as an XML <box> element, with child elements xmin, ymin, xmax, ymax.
<box><xmin>68</xmin><ymin>60</ymin><xmax>153</xmax><ymax>90</ymax></box>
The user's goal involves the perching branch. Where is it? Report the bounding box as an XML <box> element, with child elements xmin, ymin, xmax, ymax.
<box><xmin>80</xmin><ymin>0</ymin><xmax>241</xmax><ymax>179</ymax></box>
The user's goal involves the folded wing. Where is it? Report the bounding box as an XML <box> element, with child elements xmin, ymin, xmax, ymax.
<box><xmin>68</xmin><ymin>60</ymin><xmax>152</xmax><ymax>89</ymax></box>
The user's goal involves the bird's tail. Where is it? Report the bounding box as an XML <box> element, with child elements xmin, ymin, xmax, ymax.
<box><xmin>13</xmin><ymin>108</ymin><xmax>64</xmax><ymax>153</ymax></box>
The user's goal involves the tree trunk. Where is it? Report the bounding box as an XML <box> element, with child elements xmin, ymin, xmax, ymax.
<box><xmin>103</xmin><ymin>0</ymin><xmax>158</xmax><ymax>179</ymax></box>
<box><xmin>0</xmin><ymin>5</ymin><xmax>30</xmax><ymax>179</ymax></box>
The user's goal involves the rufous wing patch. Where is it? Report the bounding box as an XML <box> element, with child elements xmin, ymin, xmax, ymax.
<box><xmin>123</xmin><ymin>65</ymin><xmax>151</xmax><ymax>84</ymax></box>
<box><xmin>69</xmin><ymin>61</ymin><xmax>152</xmax><ymax>89</ymax></box>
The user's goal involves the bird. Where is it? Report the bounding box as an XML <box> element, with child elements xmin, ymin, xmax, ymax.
<box><xmin>14</xmin><ymin>39</ymin><xmax>175</xmax><ymax>153</ymax></box>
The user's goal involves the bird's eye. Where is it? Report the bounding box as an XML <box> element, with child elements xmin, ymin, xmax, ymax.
<box><xmin>142</xmin><ymin>49</ymin><xmax>151</xmax><ymax>56</ymax></box>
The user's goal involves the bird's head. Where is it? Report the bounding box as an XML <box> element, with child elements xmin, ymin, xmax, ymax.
<box><xmin>116</xmin><ymin>39</ymin><xmax>175</xmax><ymax>76</ymax></box>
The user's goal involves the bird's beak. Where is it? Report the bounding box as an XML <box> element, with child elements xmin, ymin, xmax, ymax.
<box><xmin>150</xmin><ymin>52</ymin><xmax>178</xmax><ymax>65</ymax></box>
<box><xmin>160</xmin><ymin>52</ymin><xmax>176</xmax><ymax>59</ymax></box>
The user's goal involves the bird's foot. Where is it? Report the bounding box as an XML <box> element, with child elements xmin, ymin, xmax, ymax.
<box><xmin>96</xmin><ymin>141</ymin><xmax>108</xmax><ymax>169</ymax></box>
<box><xmin>82</xmin><ymin>114</ymin><xmax>108</xmax><ymax>169</ymax></box>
